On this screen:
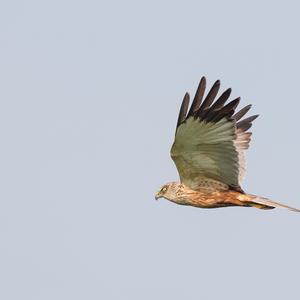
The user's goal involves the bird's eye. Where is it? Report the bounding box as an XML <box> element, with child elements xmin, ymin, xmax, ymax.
<box><xmin>161</xmin><ymin>186</ymin><xmax>167</xmax><ymax>193</ymax></box>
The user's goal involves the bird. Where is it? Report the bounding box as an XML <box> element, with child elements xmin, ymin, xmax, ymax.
<box><xmin>155</xmin><ymin>76</ymin><xmax>300</xmax><ymax>212</ymax></box>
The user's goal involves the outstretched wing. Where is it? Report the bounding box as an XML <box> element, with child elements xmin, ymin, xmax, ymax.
<box><xmin>171</xmin><ymin>77</ymin><xmax>258</xmax><ymax>191</ymax></box>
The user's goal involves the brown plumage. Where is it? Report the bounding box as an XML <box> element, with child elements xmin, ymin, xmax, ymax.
<box><xmin>155</xmin><ymin>77</ymin><xmax>300</xmax><ymax>212</ymax></box>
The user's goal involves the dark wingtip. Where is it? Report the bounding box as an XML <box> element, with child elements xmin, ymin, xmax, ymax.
<box><xmin>201</xmin><ymin>76</ymin><xmax>207</xmax><ymax>82</ymax></box>
<box><xmin>225</xmin><ymin>97</ymin><xmax>241</xmax><ymax>111</ymax></box>
<box><xmin>232</xmin><ymin>104</ymin><xmax>252</xmax><ymax>121</ymax></box>
<box><xmin>187</xmin><ymin>77</ymin><xmax>207</xmax><ymax>117</ymax></box>
<box><xmin>176</xmin><ymin>77</ymin><xmax>258</xmax><ymax>132</ymax></box>
<box><xmin>176</xmin><ymin>92</ymin><xmax>190</xmax><ymax>128</ymax></box>
<box><xmin>236</xmin><ymin>113</ymin><xmax>259</xmax><ymax>131</ymax></box>
<box><xmin>196</xmin><ymin>79</ymin><xmax>221</xmax><ymax>118</ymax></box>
<box><xmin>243</xmin><ymin>114</ymin><xmax>259</xmax><ymax>123</ymax></box>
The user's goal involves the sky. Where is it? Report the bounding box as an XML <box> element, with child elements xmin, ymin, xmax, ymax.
<box><xmin>1</xmin><ymin>1</ymin><xmax>300</xmax><ymax>299</ymax></box>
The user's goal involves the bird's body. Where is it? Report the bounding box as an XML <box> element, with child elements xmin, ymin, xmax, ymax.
<box><xmin>155</xmin><ymin>77</ymin><xmax>299</xmax><ymax>212</ymax></box>
<box><xmin>156</xmin><ymin>182</ymin><xmax>300</xmax><ymax>211</ymax></box>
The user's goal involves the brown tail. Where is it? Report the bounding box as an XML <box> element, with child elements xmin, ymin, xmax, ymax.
<box><xmin>246</xmin><ymin>195</ymin><xmax>300</xmax><ymax>212</ymax></box>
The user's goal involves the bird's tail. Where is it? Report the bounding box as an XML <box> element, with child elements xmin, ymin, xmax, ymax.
<box><xmin>245</xmin><ymin>194</ymin><xmax>300</xmax><ymax>212</ymax></box>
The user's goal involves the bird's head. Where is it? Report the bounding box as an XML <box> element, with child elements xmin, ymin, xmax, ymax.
<box><xmin>155</xmin><ymin>182</ymin><xmax>181</xmax><ymax>201</ymax></box>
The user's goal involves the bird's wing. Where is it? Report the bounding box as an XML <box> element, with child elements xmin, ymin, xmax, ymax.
<box><xmin>171</xmin><ymin>77</ymin><xmax>258</xmax><ymax>191</ymax></box>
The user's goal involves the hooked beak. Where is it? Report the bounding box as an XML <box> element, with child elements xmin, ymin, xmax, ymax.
<box><xmin>155</xmin><ymin>192</ymin><xmax>161</xmax><ymax>200</ymax></box>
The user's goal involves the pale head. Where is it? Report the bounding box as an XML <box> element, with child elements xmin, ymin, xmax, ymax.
<box><xmin>155</xmin><ymin>182</ymin><xmax>182</xmax><ymax>201</ymax></box>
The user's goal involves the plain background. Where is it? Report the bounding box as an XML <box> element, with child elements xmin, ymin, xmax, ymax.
<box><xmin>1</xmin><ymin>1</ymin><xmax>300</xmax><ymax>299</ymax></box>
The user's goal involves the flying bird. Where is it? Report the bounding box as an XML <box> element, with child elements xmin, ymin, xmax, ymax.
<box><xmin>155</xmin><ymin>77</ymin><xmax>299</xmax><ymax>212</ymax></box>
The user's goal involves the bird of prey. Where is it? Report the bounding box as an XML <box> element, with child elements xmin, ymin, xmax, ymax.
<box><xmin>155</xmin><ymin>77</ymin><xmax>299</xmax><ymax>212</ymax></box>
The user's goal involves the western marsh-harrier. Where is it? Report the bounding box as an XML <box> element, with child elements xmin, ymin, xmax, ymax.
<box><xmin>155</xmin><ymin>77</ymin><xmax>299</xmax><ymax>212</ymax></box>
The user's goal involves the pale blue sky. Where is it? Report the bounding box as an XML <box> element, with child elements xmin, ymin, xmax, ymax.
<box><xmin>1</xmin><ymin>1</ymin><xmax>300</xmax><ymax>299</ymax></box>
